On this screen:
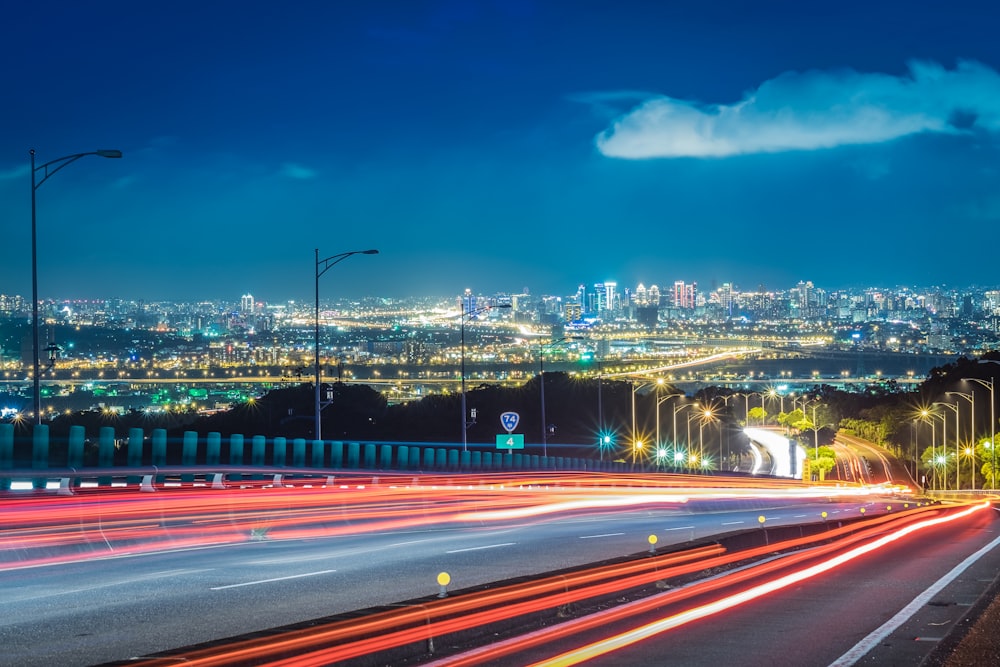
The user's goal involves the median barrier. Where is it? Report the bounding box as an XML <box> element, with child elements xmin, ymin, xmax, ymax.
<box><xmin>0</xmin><ymin>423</ymin><xmax>655</xmax><ymax>489</ymax></box>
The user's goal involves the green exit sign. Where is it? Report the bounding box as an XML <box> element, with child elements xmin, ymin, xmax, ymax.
<box><xmin>496</xmin><ymin>434</ymin><xmax>525</xmax><ymax>450</ymax></box>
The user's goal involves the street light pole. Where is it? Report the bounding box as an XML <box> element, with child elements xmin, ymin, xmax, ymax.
<box><xmin>315</xmin><ymin>248</ymin><xmax>378</xmax><ymax>440</ymax></box>
<box><xmin>656</xmin><ymin>393</ymin><xmax>683</xmax><ymax>453</ymax></box>
<box><xmin>964</xmin><ymin>375</ymin><xmax>996</xmax><ymax>490</ymax></box>
<box><xmin>936</xmin><ymin>402</ymin><xmax>960</xmax><ymax>490</ymax></box>
<box><xmin>811</xmin><ymin>404</ymin><xmax>819</xmax><ymax>458</ymax></box>
<box><xmin>949</xmin><ymin>391</ymin><xmax>974</xmax><ymax>488</ymax></box>
<box><xmin>673</xmin><ymin>402</ymin><xmax>692</xmax><ymax>456</ymax></box>
<box><xmin>30</xmin><ymin>148</ymin><xmax>123</xmax><ymax>424</ymax></box>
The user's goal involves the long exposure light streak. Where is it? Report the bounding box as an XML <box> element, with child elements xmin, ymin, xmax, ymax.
<box><xmin>126</xmin><ymin>502</ymin><xmax>945</xmax><ymax>667</ymax></box>
<box><xmin>425</xmin><ymin>504</ymin><xmax>944</xmax><ymax>667</ymax></box>
<box><xmin>527</xmin><ymin>501</ymin><xmax>990</xmax><ymax>667</ymax></box>
<box><xmin>2</xmin><ymin>472</ymin><xmax>907</xmax><ymax>570</ymax></box>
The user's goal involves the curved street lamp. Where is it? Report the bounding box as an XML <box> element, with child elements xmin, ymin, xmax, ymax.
<box><xmin>630</xmin><ymin>378</ymin><xmax>664</xmax><ymax>460</ymax></box>
<box><xmin>30</xmin><ymin>148</ymin><xmax>123</xmax><ymax>424</ymax></box>
<box><xmin>315</xmin><ymin>248</ymin><xmax>378</xmax><ymax>440</ymax></box>
<box><xmin>964</xmin><ymin>367</ymin><xmax>997</xmax><ymax>489</ymax></box>
<box><xmin>655</xmin><ymin>392</ymin><xmax>683</xmax><ymax>452</ymax></box>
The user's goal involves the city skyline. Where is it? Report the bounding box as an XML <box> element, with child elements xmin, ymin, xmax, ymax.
<box><xmin>3</xmin><ymin>2</ymin><xmax>1000</xmax><ymax>302</ymax></box>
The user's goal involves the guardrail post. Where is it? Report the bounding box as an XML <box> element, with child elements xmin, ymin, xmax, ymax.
<box><xmin>206</xmin><ymin>432</ymin><xmax>221</xmax><ymax>466</ymax></box>
<box><xmin>67</xmin><ymin>425</ymin><xmax>85</xmax><ymax>469</ymax></box>
<box><xmin>483</xmin><ymin>451</ymin><xmax>493</xmax><ymax>469</ymax></box>
<box><xmin>470</xmin><ymin>451</ymin><xmax>481</xmax><ymax>469</ymax></box>
<box><xmin>251</xmin><ymin>435</ymin><xmax>266</xmax><ymax>466</ymax></box>
<box><xmin>292</xmin><ymin>438</ymin><xmax>306</xmax><ymax>467</ymax></box>
<box><xmin>423</xmin><ymin>447</ymin><xmax>434</xmax><ymax>469</ymax></box>
<box><xmin>127</xmin><ymin>427</ymin><xmax>144</xmax><ymax>484</ymax></box>
<box><xmin>151</xmin><ymin>429</ymin><xmax>167</xmax><ymax>466</ymax></box>
<box><xmin>273</xmin><ymin>437</ymin><xmax>287</xmax><ymax>467</ymax></box>
<box><xmin>409</xmin><ymin>446</ymin><xmax>421</xmax><ymax>469</ymax></box>
<box><xmin>32</xmin><ymin>424</ymin><xmax>49</xmax><ymax>489</ymax></box>
<box><xmin>311</xmin><ymin>439</ymin><xmax>324</xmax><ymax>468</ymax></box>
<box><xmin>98</xmin><ymin>426</ymin><xmax>115</xmax><ymax>487</ymax></box>
<box><xmin>329</xmin><ymin>441</ymin><xmax>343</xmax><ymax>469</ymax></box>
<box><xmin>380</xmin><ymin>444</ymin><xmax>392</xmax><ymax>469</ymax></box>
<box><xmin>447</xmin><ymin>449</ymin><xmax>459</xmax><ymax>470</ymax></box>
<box><xmin>397</xmin><ymin>445</ymin><xmax>409</xmax><ymax>470</ymax></box>
<box><xmin>435</xmin><ymin>448</ymin><xmax>447</xmax><ymax>469</ymax></box>
<box><xmin>363</xmin><ymin>443</ymin><xmax>376</xmax><ymax>469</ymax></box>
<box><xmin>347</xmin><ymin>442</ymin><xmax>360</xmax><ymax>469</ymax></box>
<box><xmin>182</xmin><ymin>431</ymin><xmax>198</xmax><ymax>482</ymax></box>
<box><xmin>230</xmin><ymin>434</ymin><xmax>244</xmax><ymax>481</ymax></box>
<box><xmin>0</xmin><ymin>423</ymin><xmax>12</xmax><ymax>490</ymax></box>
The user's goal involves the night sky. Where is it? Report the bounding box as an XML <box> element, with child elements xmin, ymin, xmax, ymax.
<box><xmin>3</xmin><ymin>1</ymin><xmax>1000</xmax><ymax>303</ymax></box>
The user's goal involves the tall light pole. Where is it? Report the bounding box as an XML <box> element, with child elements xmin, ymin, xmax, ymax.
<box><xmin>921</xmin><ymin>409</ymin><xmax>944</xmax><ymax>491</ymax></box>
<box><xmin>30</xmin><ymin>148</ymin><xmax>123</xmax><ymax>424</ymax></box>
<box><xmin>656</xmin><ymin>393</ymin><xmax>683</xmax><ymax>452</ymax></box>
<box><xmin>935</xmin><ymin>402</ymin><xmax>960</xmax><ymax>490</ymax></box>
<box><xmin>673</xmin><ymin>402</ymin><xmax>693</xmax><ymax>455</ymax></box>
<box><xmin>811</xmin><ymin>403</ymin><xmax>819</xmax><ymax>458</ymax></box>
<box><xmin>630</xmin><ymin>379</ymin><xmax>663</xmax><ymax>459</ymax></box>
<box><xmin>459</xmin><ymin>302</ymin><xmax>510</xmax><ymax>451</ymax></box>
<box><xmin>315</xmin><ymin>248</ymin><xmax>378</xmax><ymax>440</ymax></box>
<box><xmin>698</xmin><ymin>407</ymin><xmax>715</xmax><ymax>468</ymax></box>
<box><xmin>949</xmin><ymin>391</ymin><xmax>975</xmax><ymax>488</ymax></box>
<box><xmin>964</xmin><ymin>374</ymin><xmax>996</xmax><ymax>490</ymax></box>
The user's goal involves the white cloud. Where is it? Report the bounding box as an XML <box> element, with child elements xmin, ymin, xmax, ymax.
<box><xmin>596</xmin><ymin>60</ymin><xmax>1000</xmax><ymax>159</ymax></box>
<box><xmin>280</xmin><ymin>163</ymin><xmax>317</xmax><ymax>179</ymax></box>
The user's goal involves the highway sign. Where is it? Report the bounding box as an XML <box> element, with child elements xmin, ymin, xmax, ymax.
<box><xmin>496</xmin><ymin>434</ymin><xmax>525</xmax><ymax>450</ymax></box>
<box><xmin>500</xmin><ymin>411</ymin><xmax>520</xmax><ymax>433</ymax></box>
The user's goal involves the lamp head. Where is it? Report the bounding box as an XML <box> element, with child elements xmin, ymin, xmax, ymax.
<box><xmin>96</xmin><ymin>150</ymin><xmax>123</xmax><ymax>158</ymax></box>
<box><xmin>360</xmin><ymin>249</ymin><xmax>379</xmax><ymax>255</ymax></box>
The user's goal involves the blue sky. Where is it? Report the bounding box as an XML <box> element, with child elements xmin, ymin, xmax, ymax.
<box><xmin>2</xmin><ymin>1</ymin><xmax>1000</xmax><ymax>303</ymax></box>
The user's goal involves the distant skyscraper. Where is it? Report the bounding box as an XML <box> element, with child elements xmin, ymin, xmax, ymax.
<box><xmin>241</xmin><ymin>293</ymin><xmax>254</xmax><ymax>315</ymax></box>
<box><xmin>648</xmin><ymin>284</ymin><xmax>661</xmax><ymax>306</ymax></box>
<box><xmin>593</xmin><ymin>283</ymin><xmax>608</xmax><ymax>314</ymax></box>
<box><xmin>634</xmin><ymin>283</ymin><xmax>647</xmax><ymax>306</ymax></box>
<box><xmin>673</xmin><ymin>281</ymin><xmax>696</xmax><ymax>309</ymax></box>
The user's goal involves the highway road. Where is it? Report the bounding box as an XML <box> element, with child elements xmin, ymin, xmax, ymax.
<box><xmin>0</xmin><ymin>479</ymin><xmax>904</xmax><ymax>666</ymax></box>
<box><xmin>461</xmin><ymin>501</ymin><xmax>1000</xmax><ymax>667</ymax></box>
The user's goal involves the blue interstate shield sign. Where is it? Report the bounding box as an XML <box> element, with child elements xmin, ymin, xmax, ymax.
<box><xmin>500</xmin><ymin>411</ymin><xmax>520</xmax><ymax>433</ymax></box>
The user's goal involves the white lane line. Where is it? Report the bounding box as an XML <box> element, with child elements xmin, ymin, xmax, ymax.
<box><xmin>665</xmin><ymin>526</ymin><xmax>695</xmax><ymax>531</ymax></box>
<box><xmin>828</xmin><ymin>531</ymin><xmax>1000</xmax><ymax>666</ymax></box>
<box><xmin>248</xmin><ymin>554</ymin><xmax>338</xmax><ymax>565</ymax></box>
<box><xmin>721</xmin><ymin>521</ymin><xmax>744</xmax><ymax>526</ymax></box>
<box><xmin>446</xmin><ymin>543</ymin><xmax>516</xmax><ymax>554</ymax></box>
<box><xmin>579</xmin><ymin>533</ymin><xmax>625</xmax><ymax>539</ymax></box>
<box><xmin>211</xmin><ymin>569</ymin><xmax>337</xmax><ymax>590</ymax></box>
<box><xmin>23</xmin><ymin>569</ymin><xmax>214</xmax><ymax>599</ymax></box>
